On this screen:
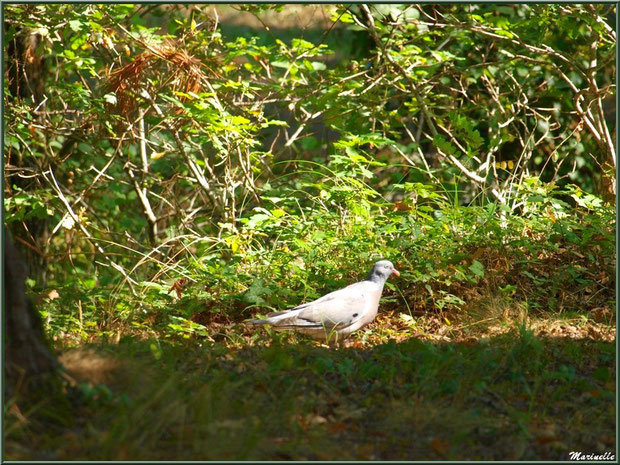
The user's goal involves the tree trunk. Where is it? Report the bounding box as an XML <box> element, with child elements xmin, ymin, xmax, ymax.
<box><xmin>5</xmin><ymin>24</ymin><xmax>51</xmax><ymax>286</ymax></box>
<box><xmin>4</xmin><ymin>228</ymin><xmax>58</xmax><ymax>399</ymax></box>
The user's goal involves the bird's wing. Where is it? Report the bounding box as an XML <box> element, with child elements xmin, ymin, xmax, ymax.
<box><xmin>290</xmin><ymin>280</ymin><xmax>367</xmax><ymax>309</ymax></box>
<box><xmin>268</xmin><ymin>281</ymin><xmax>376</xmax><ymax>330</ymax></box>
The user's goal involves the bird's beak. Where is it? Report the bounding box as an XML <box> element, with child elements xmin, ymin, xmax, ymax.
<box><xmin>392</xmin><ymin>268</ymin><xmax>400</xmax><ymax>277</ymax></box>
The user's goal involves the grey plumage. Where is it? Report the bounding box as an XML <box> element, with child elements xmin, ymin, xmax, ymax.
<box><xmin>246</xmin><ymin>260</ymin><xmax>400</xmax><ymax>343</ymax></box>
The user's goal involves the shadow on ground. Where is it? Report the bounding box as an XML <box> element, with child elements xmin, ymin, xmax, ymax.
<box><xmin>5</xmin><ymin>328</ymin><xmax>616</xmax><ymax>461</ymax></box>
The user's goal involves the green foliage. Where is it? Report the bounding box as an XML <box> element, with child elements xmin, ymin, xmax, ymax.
<box><xmin>37</xmin><ymin>168</ymin><xmax>614</xmax><ymax>342</ymax></box>
<box><xmin>4</xmin><ymin>187</ymin><xmax>54</xmax><ymax>222</ymax></box>
<box><xmin>3</xmin><ymin>4</ymin><xmax>615</xmax><ymax>349</ymax></box>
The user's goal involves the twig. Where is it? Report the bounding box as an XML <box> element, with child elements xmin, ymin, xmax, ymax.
<box><xmin>140</xmin><ymin>89</ymin><xmax>222</xmax><ymax>213</ymax></box>
<box><xmin>42</xmin><ymin>167</ymin><xmax>138</xmax><ymax>291</ymax></box>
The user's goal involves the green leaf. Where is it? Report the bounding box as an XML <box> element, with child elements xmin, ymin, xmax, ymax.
<box><xmin>469</xmin><ymin>260</ymin><xmax>485</xmax><ymax>279</ymax></box>
<box><xmin>69</xmin><ymin>20</ymin><xmax>84</xmax><ymax>32</ymax></box>
<box><xmin>271</xmin><ymin>61</ymin><xmax>290</xmax><ymax>69</ymax></box>
<box><xmin>244</xmin><ymin>279</ymin><xmax>271</xmax><ymax>305</ymax></box>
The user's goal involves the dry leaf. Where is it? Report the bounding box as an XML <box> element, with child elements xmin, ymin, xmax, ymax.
<box><xmin>392</xmin><ymin>201</ymin><xmax>412</xmax><ymax>212</ymax></box>
<box><xmin>169</xmin><ymin>278</ymin><xmax>188</xmax><ymax>299</ymax></box>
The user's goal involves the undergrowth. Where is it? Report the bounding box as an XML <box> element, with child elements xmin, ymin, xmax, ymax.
<box><xmin>35</xmin><ymin>179</ymin><xmax>615</xmax><ymax>346</ymax></box>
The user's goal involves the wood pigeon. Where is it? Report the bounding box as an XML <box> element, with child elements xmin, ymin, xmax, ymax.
<box><xmin>246</xmin><ymin>260</ymin><xmax>400</xmax><ymax>344</ymax></box>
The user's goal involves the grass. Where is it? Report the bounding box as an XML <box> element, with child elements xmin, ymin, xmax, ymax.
<box><xmin>5</xmin><ymin>309</ymin><xmax>615</xmax><ymax>461</ymax></box>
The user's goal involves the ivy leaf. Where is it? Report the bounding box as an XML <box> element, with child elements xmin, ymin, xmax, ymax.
<box><xmin>244</xmin><ymin>279</ymin><xmax>271</xmax><ymax>305</ymax></box>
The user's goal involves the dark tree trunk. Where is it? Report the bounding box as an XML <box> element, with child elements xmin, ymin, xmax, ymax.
<box><xmin>4</xmin><ymin>228</ymin><xmax>58</xmax><ymax>399</ymax></box>
<box><xmin>5</xmin><ymin>23</ymin><xmax>51</xmax><ymax>286</ymax></box>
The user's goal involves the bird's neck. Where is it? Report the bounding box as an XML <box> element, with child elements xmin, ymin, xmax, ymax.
<box><xmin>366</xmin><ymin>274</ymin><xmax>387</xmax><ymax>286</ymax></box>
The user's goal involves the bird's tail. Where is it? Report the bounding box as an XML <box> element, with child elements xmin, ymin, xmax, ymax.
<box><xmin>245</xmin><ymin>309</ymin><xmax>292</xmax><ymax>326</ymax></box>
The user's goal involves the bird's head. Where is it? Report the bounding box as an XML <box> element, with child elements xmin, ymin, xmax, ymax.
<box><xmin>368</xmin><ymin>260</ymin><xmax>400</xmax><ymax>282</ymax></box>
